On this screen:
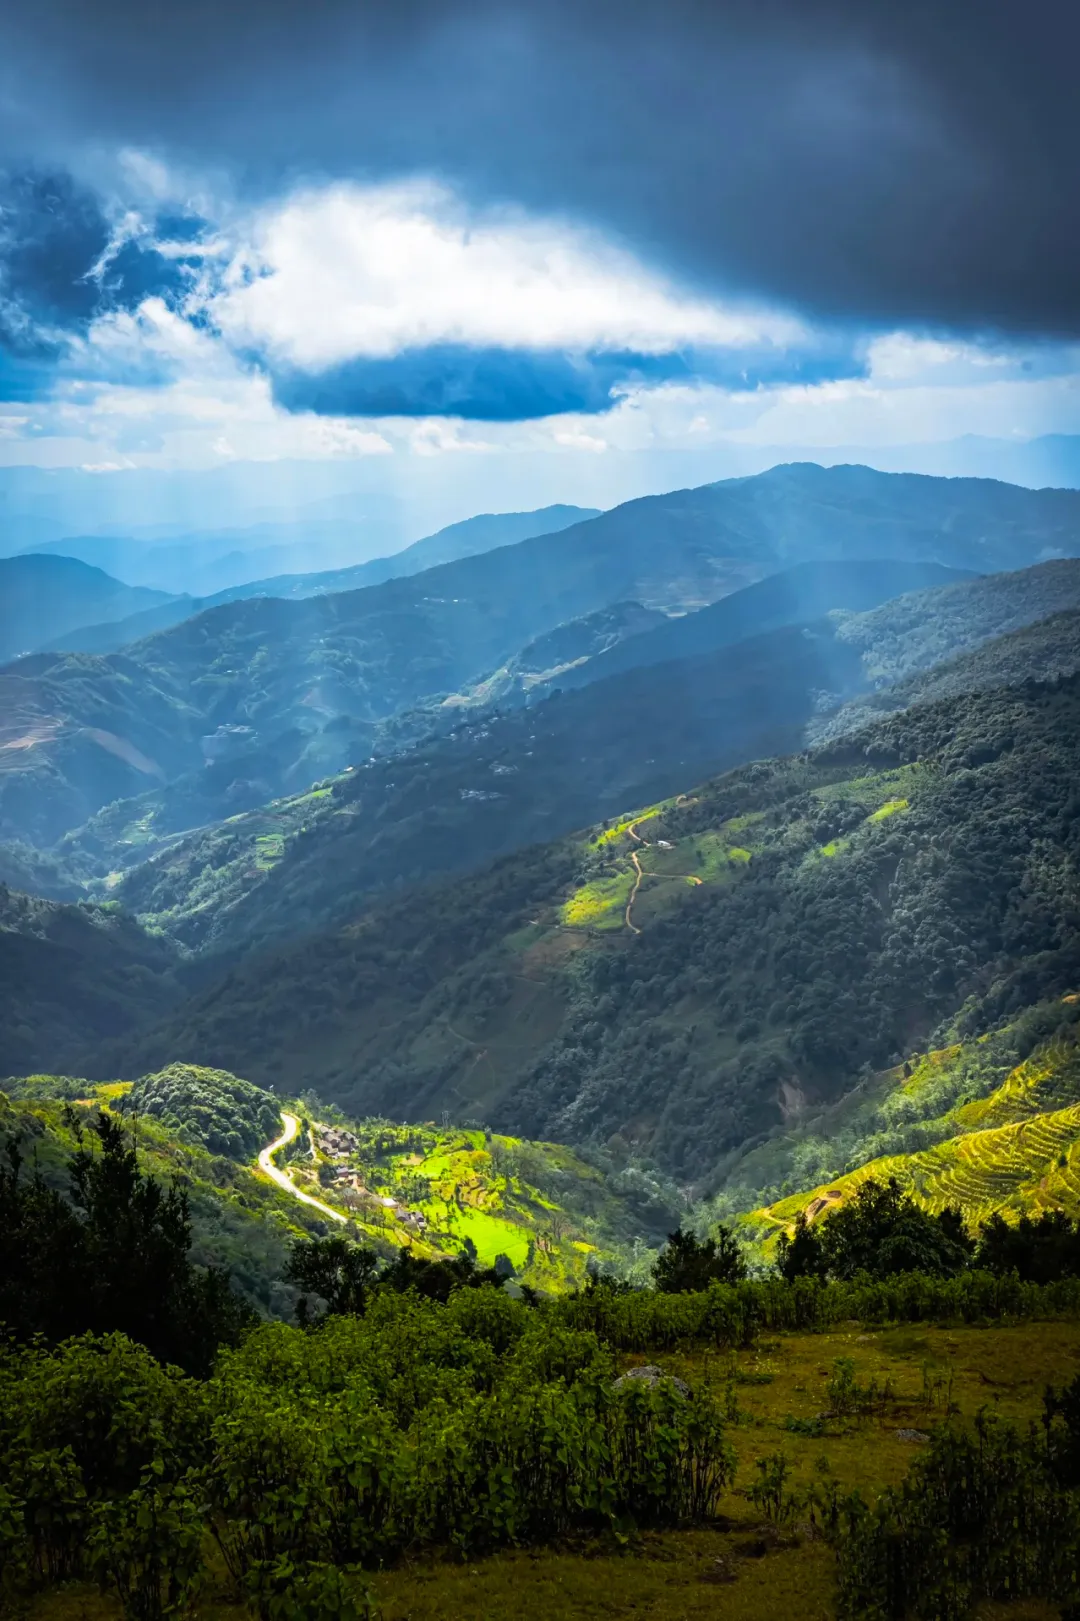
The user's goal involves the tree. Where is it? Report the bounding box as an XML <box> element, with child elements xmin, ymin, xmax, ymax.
<box><xmin>0</xmin><ymin>1113</ymin><xmax>253</xmax><ymax>1374</ymax></box>
<box><xmin>285</xmin><ymin>1235</ymin><xmax>380</xmax><ymax>1322</ymax></box>
<box><xmin>776</xmin><ymin>1211</ymin><xmax>827</xmax><ymax>1282</ymax></box>
<box><xmin>653</xmin><ymin>1225</ymin><xmax>747</xmax><ymax>1293</ymax></box>
<box><xmin>378</xmin><ymin>1247</ymin><xmax>507</xmax><ymax>1303</ymax></box>
<box><xmin>817</xmin><ymin>1178</ymin><xmax>973</xmax><ymax>1281</ymax></box>
<box><xmin>975</xmin><ymin>1210</ymin><xmax>1080</xmax><ymax>1283</ymax></box>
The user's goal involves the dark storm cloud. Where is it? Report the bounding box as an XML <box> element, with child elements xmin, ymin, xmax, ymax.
<box><xmin>0</xmin><ymin>173</ymin><xmax>109</xmax><ymax>351</ymax></box>
<box><xmin>271</xmin><ymin>343</ymin><xmax>857</xmax><ymax>422</ymax></box>
<box><xmin>0</xmin><ymin>0</ymin><xmax>1077</xmax><ymax>338</ymax></box>
<box><xmin>0</xmin><ymin>167</ymin><xmax>209</xmax><ymax>386</ymax></box>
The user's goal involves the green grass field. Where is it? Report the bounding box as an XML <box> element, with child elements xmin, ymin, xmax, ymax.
<box><xmin>285</xmin><ymin>1117</ymin><xmax>631</xmax><ymax>1289</ymax></box>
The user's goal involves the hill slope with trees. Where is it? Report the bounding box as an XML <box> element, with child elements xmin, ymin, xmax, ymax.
<box><xmin>101</xmin><ymin>669</ymin><xmax>1080</xmax><ymax>1188</ymax></box>
<box><xmin>0</xmin><ymin>887</ymin><xmax>181</xmax><ymax>1077</ymax></box>
<box><xmin>0</xmin><ymin>554</ymin><xmax>174</xmax><ymax>665</ymax></box>
<box><xmin>95</xmin><ymin>564</ymin><xmax>1080</xmax><ymax>962</ymax></box>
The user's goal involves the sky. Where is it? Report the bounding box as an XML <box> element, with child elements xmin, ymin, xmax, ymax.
<box><xmin>1</xmin><ymin>0</ymin><xmax>1079</xmax><ymax>535</ymax></box>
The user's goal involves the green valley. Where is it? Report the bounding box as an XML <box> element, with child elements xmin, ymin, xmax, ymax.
<box><xmin>0</xmin><ymin>1065</ymin><xmax>678</xmax><ymax>1309</ymax></box>
<box><xmin>102</xmin><ymin>671</ymin><xmax>1080</xmax><ymax>1193</ymax></box>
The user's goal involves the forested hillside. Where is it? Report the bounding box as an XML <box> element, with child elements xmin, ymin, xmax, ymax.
<box><xmin>103</xmin><ymin>614</ymin><xmax>869</xmax><ymax>953</ymax></box>
<box><xmin>0</xmin><ymin>554</ymin><xmax>174</xmax><ymax>665</ymax></box>
<box><xmin>814</xmin><ymin>603</ymin><xmax>1080</xmax><ymax>741</ymax></box>
<box><xmin>521</xmin><ymin>557</ymin><xmax>969</xmax><ymax>699</ymax></box>
<box><xmin>5</xmin><ymin>463</ymin><xmax>1078</xmax><ymax>853</ymax></box>
<box><xmin>0</xmin><ymin>888</ymin><xmax>180</xmax><ymax>1076</ymax></box>
<box><xmin>93</xmin><ymin>563</ymin><xmax>1080</xmax><ymax>961</ymax></box>
<box><xmin>103</xmin><ymin>672</ymin><xmax>1080</xmax><ymax>1187</ymax></box>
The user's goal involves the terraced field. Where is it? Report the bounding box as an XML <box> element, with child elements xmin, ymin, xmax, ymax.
<box><xmin>558</xmin><ymin>766</ymin><xmax>924</xmax><ymax>935</ymax></box>
<box><xmin>754</xmin><ymin>1027</ymin><xmax>1080</xmax><ymax>1244</ymax></box>
<box><xmin>273</xmin><ymin>1116</ymin><xmax>649</xmax><ymax>1291</ymax></box>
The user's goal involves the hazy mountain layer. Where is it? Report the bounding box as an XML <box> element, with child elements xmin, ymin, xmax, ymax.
<box><xmin>521</xmin><ymin>557</ymin><xmax>971</xmax><ymax>700</ymax></box>
<box><xmin>38</xmin><ymin>504</ymin><xmax>600</xmax><ymax>654</ymax></box>
<box><xmin>96</xmin><ymin>561</ymin><xmax>1080</xmax><ymax>960</ymax></box>
<box><xmin>5</xmin><ymin>463</ymin><xmax>1079</xmax><ymax>850</ymax></box>
<box><xmin>0</xmin><ymin>555</ymin><xmax>174</xmax><ymax>665</ymax></box>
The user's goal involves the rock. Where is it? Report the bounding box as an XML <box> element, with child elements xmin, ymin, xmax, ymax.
<box><xmin>894</xmin><ymin>1428</ymin><xmax>931</xmax><ymax>1443</ymax></box>
<box><xmin>613</xmin><ymin>1364</ymin><xmax>690</xmax><ymax>1398</ymax></box>
<box><xmin>699</xmin><ymin>1557</ymin><xmax>737</xmax><ymax>1585</ymax></box>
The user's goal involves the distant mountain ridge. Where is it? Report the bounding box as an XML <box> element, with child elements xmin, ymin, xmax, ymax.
<box><xmin>203</xmin><ymin>503</ymin><xmax>602</xmax><ymax>604</ymax></box>
<box><xmin>7</xmin><ymin>462</ymin><xmax>1080</xmax><ymax>856</ymax></box>
<box><xmin>0</xmin><ymin>555</ymin><xmax>174</xmax><ymax>667</ymax></box>
<box><xmin>29</xmin><ymin>503</ymin><xmax>600</xmax><ymax>651</ymax></box>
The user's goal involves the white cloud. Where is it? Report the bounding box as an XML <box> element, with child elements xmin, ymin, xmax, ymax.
<box><xmin>207</xmin><ymin>179</ymin><xmax>803</xmax><ymax>368</ymax></box>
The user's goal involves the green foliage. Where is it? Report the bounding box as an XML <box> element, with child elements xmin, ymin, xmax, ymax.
<box><xmin>653</xmin><ymin>1225</ymin><xmax>747</xmax><ymax>1293</ymax></box>
<box><xmin>776</xmin><ymin>1211</ymin><xmax>828</xmax><ymax>1281</ymax></box>
<box><xmin>813</xmin><ymin>1177</ymin><xmax>974</xmax><ymax>1281</ymax></box>
<box><xmin>975</xmin><ymin>1208</ymin><xmax>1080</xmax><ymax>1282</ymax></box>
<box><xmin>0</xmin><ymin>1288</ymin><xmax>740</xmax><ymax>1614</ymax></box>
<box><xmin>87</xmin><ymin>1465</ymin><xmax>206</xmax><ymax>1621</ymax></box>
<box><xmin>552</xmin><ymin>1269</ymin><xmax>1080</xmax><ymax>1350</ymax></box>
<box><xmin>0</xmin><ymin>1110</ymin><xmax>254</xmax><ymax>1372</ymax></box>
<box><xmin>285</xmin><ymin>1236</ymin><xmax>380</xmax><ymax>1321</ymax></box>
<box><xmin>825</xmin><ymin>1356</ymin><xmax>893</xmax><ymax>1418</ymax></box>
<box><xmin>748</xmin><ymin>1450</ymin><xmax>798</xmax><ymax>1523</ymax></box>
<box><xmin>835</xmin><ymin>1399</ymin><xmax>1080</xmax><ymax>1619</ymax></box>
<box><xmin>378</xmin><ymin>1246</ymin><xmax>510</xmax><ymax>1303</ymax></box>
<box><xmin>121</xmin><ymin>1063</ymin><xmax>280</xmax><ymax>1161</ymax></box>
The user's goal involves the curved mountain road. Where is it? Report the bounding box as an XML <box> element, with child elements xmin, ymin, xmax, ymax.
<box><xmin>624</xmin><ymin>820</ymin><xmax>649</xmax><ymax>934</ymax></box>
<box><xmin>258</xmin><ymin>1111</ymin><xmax>347</xmax><ymax>1224</ymax></box>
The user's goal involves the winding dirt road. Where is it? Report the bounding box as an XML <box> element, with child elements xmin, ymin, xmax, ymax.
<box><xmin>258</xmin><ymin>1111</ymin><xmax>347</xmax><ymax>1224</ymax></box>
<box><xmin>622</xmin><ymin>820</ymin><xmax>704</xmax><ymax>933</ymax></box>
<box><xmin>624</xmin><ymin>821</ymin><xmax>649</xmax><ymax>934</ymax></box>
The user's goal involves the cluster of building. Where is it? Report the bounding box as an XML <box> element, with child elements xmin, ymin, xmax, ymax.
<box><xmin>313</xmin><ymin>1123</ymin><xmax>429</xmax><ymax>1235</ymax></box>
<box><xmin>316</xmin><ymin>1125</ymin><xmax>360</xmax><ymax>1159</ymax></box>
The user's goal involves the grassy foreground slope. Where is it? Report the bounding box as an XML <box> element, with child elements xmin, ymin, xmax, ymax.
<box><xmin>109</xmin><ymin>670</ymin><xmax>1080</xmax><ymax>1187</ymax></box>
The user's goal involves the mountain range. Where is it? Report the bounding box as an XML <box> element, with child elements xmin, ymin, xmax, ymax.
<box><xmin>24</xmin><ymin>503</ymin><xmax>599</xmax><ymax>651</ymax></box>
<box><xmin>4</xmin><ymin>459</ymin><xmax>1080</xmax><ymax>1219</ymax></box>
<box><xmin>5</xmin><ymin>461</ymin><xmax>1080</xmax><ymax>856</ymax></box>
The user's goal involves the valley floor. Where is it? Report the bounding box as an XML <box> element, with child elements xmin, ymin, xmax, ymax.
<box><xmin>25</xmin><ymin>1318</ymin><xmax>1080</xmax><ymax>1621</ymax></box>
